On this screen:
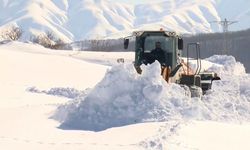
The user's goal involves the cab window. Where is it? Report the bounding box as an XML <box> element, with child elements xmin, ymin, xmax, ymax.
<box><xmin>144</xmin><ymin>36</ymin><xmax>174</xmax><ymax>53</ymax></box>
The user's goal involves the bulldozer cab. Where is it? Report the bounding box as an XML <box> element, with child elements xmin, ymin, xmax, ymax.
<box><xmin>124</xmin><ymin>31</ymin><xmax>183</xmax><ymax>70</ymax></box>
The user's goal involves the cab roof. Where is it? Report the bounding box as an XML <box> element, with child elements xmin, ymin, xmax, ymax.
<box><xmin>132</xmin><ymin>30</ymin><xmax>180</xmax><ymax>37</ymax></box>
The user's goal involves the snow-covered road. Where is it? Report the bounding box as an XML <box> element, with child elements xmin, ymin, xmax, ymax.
<box><xmin>1</xmin><ymin>42</ymin><xmax>250</xmax><ymax>150</ymax></box>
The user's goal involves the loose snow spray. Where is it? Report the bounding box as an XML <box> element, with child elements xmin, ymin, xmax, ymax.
<box><xmin>54</xmin><ymin>56</ymin><xmax>250</xmax><ymax>131</ymax></box>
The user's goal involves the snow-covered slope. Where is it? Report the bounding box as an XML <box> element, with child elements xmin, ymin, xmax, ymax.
<box><xmin>134</xmin><ymin>0</ymin><xmax>220</xmax><ymax>33</ymax></box>
<box><xmin>1</xmin><ymin>0</ymin><xmax>249</xmax><ymax>41</ymax></box>
<box><xmin>0</xmin><ymin>0</ymin><xmax>224</xmax><ymax>41</ymax></box>
<box><xmin>0</xmin><ymin>0</ymin><xmax>135</xmax><ymax>41</ymax></box>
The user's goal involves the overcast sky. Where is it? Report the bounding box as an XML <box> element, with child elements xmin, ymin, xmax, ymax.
<box><xmin>110</xmin><ymin>0</ymin><xmax>164</xmax><ymax>5</ymax></box>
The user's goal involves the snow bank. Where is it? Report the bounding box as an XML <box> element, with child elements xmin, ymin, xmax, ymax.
<box><xmin>205</xmin><ymin>55</ymin><xmax>246</xmax><ymax>76</ymax></box>
<box><xmin>202</xmin><ymin>55</ymin><xmax>250</xmax><ymax>121</ymax></box>
<box><xmin>54</xmin><ymin>56</ymin><xmax>250</xmax><ymax>131</ymax></box>
<box><xmin>54</xmin><ymin>62</ymin><xmax>194</xmax><ymax>131</ymax></box>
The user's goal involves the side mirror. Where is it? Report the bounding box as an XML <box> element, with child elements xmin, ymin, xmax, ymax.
<box><xmin>124</xmin><ymin>39</ymin><xmax>129</xmax><ymax>49</ymax></box>
<box><xmin>178</xmin><ymin>38</ymin><xmax>183</xmax><ymax>50</ymax></box>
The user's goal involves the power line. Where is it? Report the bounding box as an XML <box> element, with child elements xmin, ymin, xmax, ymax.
<box><xmin>210</xmin><ymin>18</ymin><xmax>238</xmax><ymax>55</ymax></box>
<box><xmin>210</xmin><ymin>18</ymin><xmax>238</xmax><ymax>33</ymax></box>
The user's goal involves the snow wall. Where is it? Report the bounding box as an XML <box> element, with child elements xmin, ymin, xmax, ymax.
<box><xmin>54</xmin><ymin>55</ymin><xmax>250</xmax><ymax>131</ymax></box>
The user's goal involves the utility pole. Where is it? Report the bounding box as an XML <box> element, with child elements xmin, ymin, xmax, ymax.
<box><xmin>210</xmin><ymin>18</ymin><xmax>238</xmax><ymax>55</ymax></box>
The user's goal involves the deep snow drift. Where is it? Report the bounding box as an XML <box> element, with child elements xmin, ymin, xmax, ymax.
<box><xmin>55</xmin><ymin>62</ymin><xmax>190</xmax><ymax>131</ymax></box>
<box><xmin>1</xmin><ymin>42</ymin><xmax>250</xmax><ymax>150</ymax></box>
<box><xmin>54</xmin><ymin>55</ymin><xmax>250</xmax><ymax>131</ymax></box>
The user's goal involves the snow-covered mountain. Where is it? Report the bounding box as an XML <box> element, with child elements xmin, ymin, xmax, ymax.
<box><xmin>0</xmin><ymin>0</ymin><xmax>249</xmax><ymax>41</ymax></box>
<box><xmin>0</xmin><ymin>0</ymin><xmax>135</xmax><ymax>41</ymax></box>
